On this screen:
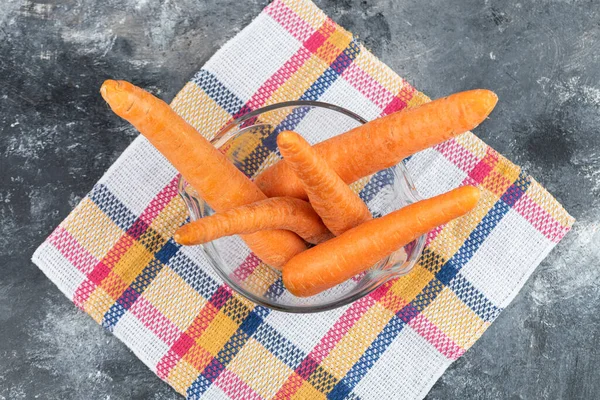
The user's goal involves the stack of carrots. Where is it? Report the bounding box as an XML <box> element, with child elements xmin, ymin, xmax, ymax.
<box><xmin>101</xmin><ymin>80</ymin><xmax>496</xmax><ymax>297</ymax></box>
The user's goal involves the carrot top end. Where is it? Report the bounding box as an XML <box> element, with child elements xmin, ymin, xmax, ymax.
<box><xmin>276</xmin><ymin>130</ymin><xmax>303</xmax><ymax>152</ymax></box>
<box><xmin>100</xmin><ymin>79</ymin><xmax>136</xmax><ymax>117</ymax></box>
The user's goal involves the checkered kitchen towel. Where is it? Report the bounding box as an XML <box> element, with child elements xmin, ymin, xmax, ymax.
<box><xmin>32</xmin><ymin>0</ymin><xmax>574</xmax><ymax>398</ymax></box>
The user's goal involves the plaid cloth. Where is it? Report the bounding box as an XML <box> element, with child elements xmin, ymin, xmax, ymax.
<box><xmin>32</xmin><ymin>0</ymin><xmax>574</xmax><ymax>398</ymax></box>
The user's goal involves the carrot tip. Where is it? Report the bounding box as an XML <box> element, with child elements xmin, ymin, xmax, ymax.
<box><xmin>100</xmin><ymin>80</ymin><xmax>137</xmax><ymax>116</ymax></box>
<box><xmin>173</xmin><ymin>233</ymin><xmax>183</xmax><ymax>244</ymax></box>
<box><xmin>100</xmin><ymin>84</ymin><xmax>107</xmax><ymax>99</ymax></box>
<box><xmin>276</xmin><ymin>130</ymin><xmax>300</xmax><ymax>151</ymax></box>
<box><xmin>477</xmin><ymin>89</ymin><xmax>499</xmax><ymax>115</ymax></box>
<box><xmin>458</xmin><ymin>185</ymin><xmax>482</xmax><ymax>210</ymax></box>
<box><xmin>100</xmin><ymin>79</ymin><xmax>118</xmax><ymax>98</ymax></box>
<box><xmin>486</xmin><ymin>90</ymin><xmax>498</xmax><ymax>109</ymax></box>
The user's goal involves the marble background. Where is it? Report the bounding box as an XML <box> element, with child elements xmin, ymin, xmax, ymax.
<box><xmin>1</xmin><ymin>0</ymin><xmax>599</xmax><ymax>398</ymax></box>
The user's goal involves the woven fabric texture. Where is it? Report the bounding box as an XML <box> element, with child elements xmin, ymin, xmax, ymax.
<box><xmin>32</xmin><ymin>0</ymin><xmax>574</xmax><ymax>399</ymax></box>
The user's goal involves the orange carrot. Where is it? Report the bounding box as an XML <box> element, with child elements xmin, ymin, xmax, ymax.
<box><xmin>100</xmin><ymin>80</ymin><xmax>306</xmax><ymax>268</ymax></box>
<box><xmin>283</xmin><ymin>186</ymin><xmax>481</xmax><ymax>297</ymax></box>
<box><xmin>174</xmin><ymin>197</ymin><xmax>333</xmax><ymax>245</ymax></box>
<box><xmin>256</xmin><ymin>90</ymin><xmax>497</xmax><ymax>199</ymax></box>
<box><xmin>277</xmin><ymin>131</ymin><xmax>372</xmax><ymax>236</ymax></box>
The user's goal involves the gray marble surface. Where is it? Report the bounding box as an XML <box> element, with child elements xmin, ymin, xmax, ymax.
<box><xmin>1</xmin><ymin>0</ymin><xmax>599</xmax><ymax>398</ymax></box>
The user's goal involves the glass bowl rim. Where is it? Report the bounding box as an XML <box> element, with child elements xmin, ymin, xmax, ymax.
<box><xmin>177</xmin><ymin>100</ymin><xmax>426</xmax><ymax>313</ymax></box>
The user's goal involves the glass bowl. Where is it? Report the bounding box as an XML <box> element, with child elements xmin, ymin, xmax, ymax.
<box><xmin>177</xmin><ymin>101</ymin><xmax>425</xmax><ymax>313</ymax></box>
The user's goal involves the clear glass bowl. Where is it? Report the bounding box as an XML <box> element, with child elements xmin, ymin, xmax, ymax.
<box><xmin>177</xmin><ymin>101</ymin><xmax>425</xmax><ymax>313</ymax></box>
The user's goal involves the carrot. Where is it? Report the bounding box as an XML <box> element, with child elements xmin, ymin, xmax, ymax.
<box><xmin>283</xmin><ymin>185</ymin><xmax>481</xmax><ymax>297</ymax></box>
<box><xmin>100</xmin><ymin>80</ymin><xmax>306</xmax><ymax>268</ymax></box>
<box><xmin>277</xmin><ymin>130</ymin><xmax>372</xmax><ymax>236</ymax></box>
<box><xmin>256</xmin><ymin>90</ymin><xmax>497</xmax><ymax>199</ymax></box>
<box><xmin>174</xmin><ymin>197</ymin><xmax>333</xmax><ymax>245</ymax></box>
